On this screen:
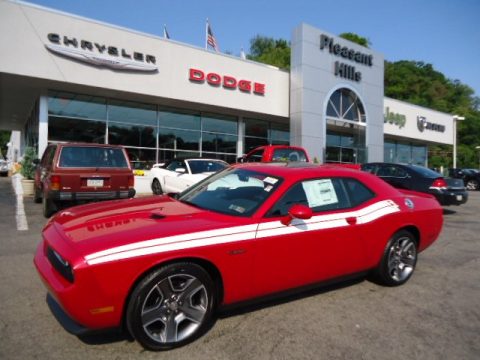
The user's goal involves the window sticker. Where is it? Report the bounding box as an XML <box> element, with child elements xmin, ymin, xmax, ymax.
<box><xmin>302</xmin><ymin>179</ymin><xmax>338</xmax><ymax>208</ymax></box>
<box><xmin>263</xmin><ymin>177</ymin><xmax>278</xmax><ymax>185</ymax></box>
<box><xmin>264</xmin><ymin>185</ymin><xmax>273</xmax><ymax>192</ymax></box>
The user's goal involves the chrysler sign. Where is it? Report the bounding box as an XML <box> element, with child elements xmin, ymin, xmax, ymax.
<box><xmin>45</xmin><ymin>33</ymin><xmax>157</xmax><ymax>72</ymax></box>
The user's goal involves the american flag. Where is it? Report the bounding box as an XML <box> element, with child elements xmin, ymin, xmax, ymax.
<box><xmin>206</xmin><ymin>20</ymin><xmax>219</xmax><ymax>52</ymax></box>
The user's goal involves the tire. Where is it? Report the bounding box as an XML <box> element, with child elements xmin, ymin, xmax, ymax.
<box><xmin>34</xmin><ymin>186</ymin><xmax>42</xmax><ymax>204</ymax></box>
<box><xmin>466</xmin><ymin>179</ymin><xmax>479</xmax><ymax>191</ymax></box>
<box><xmin>372</xmin><ymin>230</ymin><xmax>417</xmax><ymax>286</ymax></box>
<box><xmin>126</xmin><ymin>262</ymin><xmax>216</xmax><ymax>351</ymax></box>
<box><xmin>42</xmin><ymin>195</ymin><xmax>56</xmax><ymax>218</ymax></box>
<box><xmin>152</xmin><ymin>178</ymin><xmax>163</xmax><ymax>195</ymax></box>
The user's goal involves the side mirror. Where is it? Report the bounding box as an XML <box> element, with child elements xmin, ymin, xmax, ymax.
<box><xmin>175</xmin><ymin>168</ymin><xmax>186</xmax><ymax>174</ymax></box>
<box><xmin>281</xmin><ymin>204</ymin><xmax>312</xmax><ymax>226</ymax></box>
<box><xmin>237</xmin><ymin>157</ymin><xmax>245</xmax><ymax>163</ymax></box>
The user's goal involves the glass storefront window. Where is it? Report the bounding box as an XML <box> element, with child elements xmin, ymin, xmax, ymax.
<box><xmin>270</xmin><ymin>123</ymin><xmax>289</xmax><ymax>144</ymax></box>
<box><xmin>159</xmin><ymin>128</ymin><xmax>199</xmax><ymax>151</ymax></box>
<box><xmin>49</xmin><ymin>116</ymin><xmax>106</xmax><ymax>143</ymax></box>
<box><xmin>412</xmin><ymin>145</ymin><xmax>427</xmax><ymax>165</ymax></box>
<box><xmin>384</xmin><ymin>141</ymin><xmax>396</xmax><ymax>162</ymax></box>
<box><xmin>202</xmin><ymin>114</ymin><xmax>237</xmax><ymax>134</ymax></box>
<box><xmin>125</xmin><ymin>148</ymin><xmax>157</xmax><ymax>166</ymax></box>
<box><xmin>159</xmin><ymin>108</ymin><xmax>200</xmax><ymax>130</ymax></box>
<box><xmin>245</xmin><ymin>118</ymin><xmax>269</xmax><ymax>138</ymax></box>
<box><xmin>396</xmin><ymin>143</ymin><xmax>411</xmax><ymax>163</ymax></box>
<box><xmin>109</xmin><ymin>100</ymin><xmax>156</xmax><ymax>126</ymax></box>
<box><xmin>326</xmin><ymin>88</ymin><xmax>365</xmax><ymax>123</ymax></box>
<box><xmin>108</xmin><ymin>123</ymin><xmax>156</xmax><ymax>148</ymax></box>
<box><xmin>202</xmin><ymin>133</ymin><xmax>237</xmax><ymax>153</ymax></box>
<box><xmin>48</xmin><ymin>91</ymin><xmax>107</xmax><ymax>120</ymax></box>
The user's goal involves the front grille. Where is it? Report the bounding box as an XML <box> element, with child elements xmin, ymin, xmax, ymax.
<box><xmin>46</xmin><ymin>246</ymin><xmax>74</xmax><ymax>283</ymax></box>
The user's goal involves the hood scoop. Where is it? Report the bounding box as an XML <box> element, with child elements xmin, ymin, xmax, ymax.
<box><xmin>150</xmin><ymin>209</ymin><xmax>167</xmax><ymax>220</ymax></box>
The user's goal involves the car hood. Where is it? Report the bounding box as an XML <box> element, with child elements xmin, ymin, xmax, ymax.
<box><xmin>46</xmin><ymin>195</ymin><xmax>250</xmax><ymax>262</ymax></box>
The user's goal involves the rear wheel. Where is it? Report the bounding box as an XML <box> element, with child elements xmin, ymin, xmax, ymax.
<box><xmin>152</xmin><ymin>178</ymin><xmax>163</xmax><ymax>195</ymax></box>
<box><xmin>42</xmin><ymin>195</ymin><xmax>56</xmax><ymax>218</ymax></box>
<box><xmin>126</xmin><ymin>263</ymin><xmax>215</xmax><ymax>350</ymax></box>
<box><xmin>34</xmin><ymin>186</ymin><xmax>42</xmax><ymax>203</ymax></box>
<box><xmin>373</xmin><ymin>230</ymin><xmax>417</xmax><ymax>286</ymax></box>
<box><xmin>466</xmin><ymin>179</ymin><xmax>479</xmax><ymax>191</ymax></box>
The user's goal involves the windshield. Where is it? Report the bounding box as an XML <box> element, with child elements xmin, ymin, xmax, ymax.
<box><xmin>178</xmin><ymin>168</ymin><xmax>283</xmax><ymax>217</ymax></box>
<box><xmin>187</xmin><ymin>160</ymin><xmax>228</xmax><ymax>174</ymax></box>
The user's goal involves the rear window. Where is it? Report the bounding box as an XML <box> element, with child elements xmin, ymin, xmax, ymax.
<box><xmin>272</xmin><ymin>149</ymin><xmax>308</xmax><ymax>162</ymax></box>
<box><xmin>59</xmin><ymin>146</ymin><xmax>129</xmax><ymax>168</ymax></box>
<box><xmin>409</xmin><ymin>165</ymin><xmax>441</xmax><ymax>178</ymax></box>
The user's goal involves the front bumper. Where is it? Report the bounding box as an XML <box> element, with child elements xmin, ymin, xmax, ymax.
<box><xmin>34</xmin><ymin>238</ymin><xmax>122</xmax><ymax>331</ymax></box>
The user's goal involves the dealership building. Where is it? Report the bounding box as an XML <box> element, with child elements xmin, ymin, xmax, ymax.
<box><xmin>0</xmin><ymin>0</ymin><xmax>455</xmax><ymax>167</ymax></box>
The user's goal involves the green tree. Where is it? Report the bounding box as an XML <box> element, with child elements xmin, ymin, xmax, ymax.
<box><xmin>385</xmin><ymin>60</ymin><xmax>480</xmax><ymax>168</ymax></box>
<box><xmin>339</xmin><ymin>32</ymin><xmax>371</xmax><ymax>47</ymax></box>
<box><xmin>248</xmin><ymin>35</ymin><xmax>291</xmax><ymax>69</ymax></box>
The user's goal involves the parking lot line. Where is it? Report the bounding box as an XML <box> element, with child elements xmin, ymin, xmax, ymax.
<box><xmin>12</xmin><ymin>174</ymin><xmax>29</xmax><ymax>231</ymax></box>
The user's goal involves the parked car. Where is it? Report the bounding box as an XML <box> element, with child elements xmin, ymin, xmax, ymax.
<box><xmin>362</xmin><ymin>162</ymin><xmax>468</xmax><ymax>206</ymax></box>
<box><xmin>0</xmin><ymin>158</ymin><xmax>8</xmax><ymax>176</ymax></box>
<box><xmin>239</xmin><ymin>145</ymin><xmax>310</xmax><ymax>163</ymax></box>
<box><xmin>34</xmin><ymin>162</ymin><xmax>443</xmax><ymax>350</ymax></box>
<box><xmin>449</xmin><ymin>168</ymin><xmax>480</xmax><ymax>190</ymax></box>
<box><xmin>34</xmin><ymin>143</ymin><xmax>135</xmax><ymax>217</ymax></box>
<box><xmin>150</xmin><ymin>158</ymin><xmax>228</xmax><ymax>194</ymax></box>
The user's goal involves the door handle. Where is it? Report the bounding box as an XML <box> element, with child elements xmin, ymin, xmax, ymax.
<box><xmin>346</xmin><ymin>217</ymin><xmax>357</xmax><ymax>225</ymax></box>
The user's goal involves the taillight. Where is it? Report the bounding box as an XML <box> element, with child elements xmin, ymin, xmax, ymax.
<box><xmin>128</xmin><ymin>175</ymin><xmax>134</xmax><ymax>188</ymax></box>
<box><xmin>50</xmin><ymin>175</ymin><xmax>61</xmax><ymax>191</ymax></box>
<box><xmin>431</xmin><ymin>178</ymin><xmax>447</xmax><ymax>189</ymax></box>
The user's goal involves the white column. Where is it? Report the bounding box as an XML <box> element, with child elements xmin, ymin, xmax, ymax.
<box><xmin>38</xmin><ymin>92</ymin><xmax>49</xmax><ymax>158</ymax></box>
<box><xmin>237</xmin><ymin>116</ymin><xmax>244</xmax><ymax>157</ymax></box>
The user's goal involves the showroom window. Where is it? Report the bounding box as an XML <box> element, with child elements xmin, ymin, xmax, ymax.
<box><xmin>244</xmin><ymin>118</ymin><xmax>289</xmax><ymax>153</ymax></box>
<box><xmin>325</xmin><ymin>88</ymin><xmax>367</xmax><ymax>164</ymax></box>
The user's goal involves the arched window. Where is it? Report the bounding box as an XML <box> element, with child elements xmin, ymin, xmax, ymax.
<box><xmin>326</xmin><ymin>88</ymin><xmax>366</xmax><ymax>123</ymax></box>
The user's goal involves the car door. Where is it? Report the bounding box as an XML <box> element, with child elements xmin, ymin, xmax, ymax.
<box><xmin>163</xmin><ymin>160</ymin><xmax>186</xmax><ymax>193</ymax></box>
<box><xmin>252</xmin><ymin>177</ymin><xmax>374</xmax><ymax>298</ymax></box>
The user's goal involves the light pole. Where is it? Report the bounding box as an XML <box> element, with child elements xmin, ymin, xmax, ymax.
<box><xmin>452</xmin><ymin>115</ymin><xmax>465</xmax><ymax>169</ymax></box>
<box><xmin>476</xmin><ymin>146</ymin><xmax>480</xmax><ymax>170</ymax></box>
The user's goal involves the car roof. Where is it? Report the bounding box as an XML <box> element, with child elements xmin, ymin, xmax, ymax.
<box><xmin>234</xmin><ymin>162</ymin><xmax>365</xmax><ymax>177</ymax></box>
<box><xmin>55</xmin><ymin>142</ymin><xmax>125</xmax><ymax>149</ymax></box>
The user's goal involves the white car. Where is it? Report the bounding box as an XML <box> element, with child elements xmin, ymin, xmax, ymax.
<box><xmin>150</xmin><ymin>158</ymin><xmax>228</xmax><ymax>194</ymax></box>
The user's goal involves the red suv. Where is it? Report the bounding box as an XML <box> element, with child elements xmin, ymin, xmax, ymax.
<box><xmin>34</xmin><ymin>143</ymin><xmax>135</xmax><ymax>217</ymax></box>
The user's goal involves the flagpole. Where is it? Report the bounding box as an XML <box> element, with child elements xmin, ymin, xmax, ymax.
<box><xmin>205</xmin><ymin>18</ymin><xmax>208</xmax><ymax>50</ymax></box>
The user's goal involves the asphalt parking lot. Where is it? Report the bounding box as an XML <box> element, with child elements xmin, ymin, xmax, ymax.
<box><xmin>0</xmin><ymin>176</ymin><xmax>479</xmax><ymax>360</ymax></box>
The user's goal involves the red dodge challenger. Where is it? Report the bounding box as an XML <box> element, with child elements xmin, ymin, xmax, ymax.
<box><xmin>34</xmin><ymin>163</ymin><xmax>443</xmax><ymax>350</ymax></box>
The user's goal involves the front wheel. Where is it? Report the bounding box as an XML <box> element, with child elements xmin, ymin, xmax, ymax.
<box><xmin>466</xmin><ymin>179</ymin><xmax>479</xmax><ymax>191</ymax></box>
<box><xmin>126</xmin><ymin>263</ymin><xmax>216</xmax><ymax>351</ymax></box>
<box><xmin>372</xmin><ymin>230</ymin><xmax>417</xmax><ymax>286</ymax></box>
<box><xmin>151</xmin><ymin>178</ymin><xmax>163</xmax><ymax>195</ymax></box>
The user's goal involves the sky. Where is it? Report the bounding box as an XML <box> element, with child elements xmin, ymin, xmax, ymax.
<box><xmin>24</xmin><ymin>0</ymin><xmax>480</xmax><ymax>97</ymax></box>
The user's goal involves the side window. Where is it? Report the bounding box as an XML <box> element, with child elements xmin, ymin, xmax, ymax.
<box><xmin>246</xmin><ymin>149</ymin><xmax>264</xmax><ymax>162</ymax></box>
<box><xmin>376</xmin><ymin>165</ymin><xmax>396</xmax><ymax>177</ymax></box>
<box><xmin>266</xmin><ymin>178</ymin><xmax>350</xmax><ymax>217</ymax></box>
<box><xmin>343</xmin><ymin>178</ymin><xmax>376</xmax><ymax>207</ymax></box>
<box><xmin>393</xmin><ymin>166</ymin><xmax>408</xmax><ymax>178</ymax></box>
<box><xmin>361</xmin><ymin>163</ymin><xmax>376</xmax><ymax>174</ymax></box>
<box><xmin>41</xmin><ymin>145</ymin><xmax>55</xmax><ymax>167</ymax></box>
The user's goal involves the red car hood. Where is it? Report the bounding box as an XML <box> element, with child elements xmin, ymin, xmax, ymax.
<box><xmin>46</xmin><ymin>195</ymin><xmax>249</xmax><ymax>262</ymax></box>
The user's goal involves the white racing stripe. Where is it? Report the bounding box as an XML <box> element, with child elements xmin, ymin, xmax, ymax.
<box><xmin>85</xmin><ymin>200</ymin><xmax>400</xmax><ymax>265</ymax></box>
